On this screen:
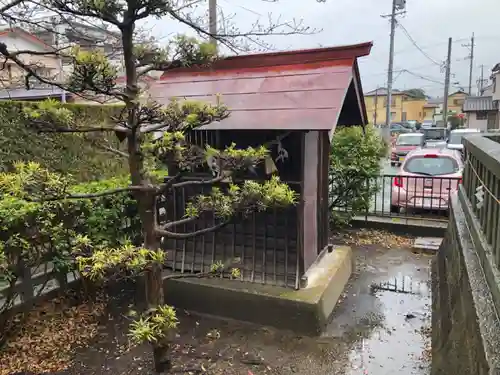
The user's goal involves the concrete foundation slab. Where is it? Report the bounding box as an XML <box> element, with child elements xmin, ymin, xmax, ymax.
<box><xmin>413</xmin><ymin>237</ymin><xmax>443</xmax><ymax>252</ymax></box>
<box><xmin>162</xmin><ymin>246</ymin><xmax>353</xmax><ymax>335</ymax></box>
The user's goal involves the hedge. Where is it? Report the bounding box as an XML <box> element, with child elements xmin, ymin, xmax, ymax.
<box><xmin>0</xmin><ymin>101</ymin><xmax>128</xmax><ymax>181</ymax></box>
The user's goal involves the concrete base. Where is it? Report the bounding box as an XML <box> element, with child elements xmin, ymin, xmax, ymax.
<box><xmin>163</xmin><ymin>246</ymin><xmax>353</xmax><ymax>335</ymax></box>
<box><xmin>351</xmin><ymin>215</ymin><xmax>447</xmax><ymax>237</ymax></box>
<box><xmin>413</xmin><ymin>237</ymin><xmax>443</xmax><ymax>253</ymax></box>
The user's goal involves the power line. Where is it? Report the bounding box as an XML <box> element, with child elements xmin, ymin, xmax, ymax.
<box><xmin>397</xmin><ymin>22</ymin><xmax>443</xmax><ymax>67</ymax></box>
<box><xmin>392</xmin><ymin>37</ymin><xmax>468</xmax><ymax>56</ymax></box>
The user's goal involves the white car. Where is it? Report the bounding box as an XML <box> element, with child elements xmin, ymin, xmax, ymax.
<box><xmin>421</xmin><ymin>120</ymin><xmax>434</xmax><ymax>129</ymax></box>
<box><xmin>447</xmin><ymin>128</ymin><xmax>481</xmax><ymax>151</ymax></box>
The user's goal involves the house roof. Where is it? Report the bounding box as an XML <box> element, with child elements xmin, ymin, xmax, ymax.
<box><xmin>463</xmin><ymin>96</ymin><xmax>498</xmax><ymax>112</ymax></box>
<box><xmin>364</xmin><ymin>88</ymin><xmax>405</xmax><ymax>96</ymax></box>
<box><xmin>0</xmin><ymin>87</ymin><xmax>70</xmax><ymax>100</ymax></box>
<box><xmin>0</xmin><ymin>27</ymin><xmax>55</xmax><ymax>51</ymax></box>
<box><xmin>151</xmin><ymin>42</ymin><xmax>372</xmax><ymax>135</ymax></box>
<box><xmin>448</xmin><ymin>90</ymin><xmax>467</xmax><ymax>97</ymax></box>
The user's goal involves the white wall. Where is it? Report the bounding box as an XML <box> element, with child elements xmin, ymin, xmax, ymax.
<box><xmin>466</xmin><ymin>112</ymin><xmax>488</xmax><ymax>131</ymax></box>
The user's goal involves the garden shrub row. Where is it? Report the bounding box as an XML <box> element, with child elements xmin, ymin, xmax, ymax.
<box><xmin>0</xmin><ymin>101</ymin><xmax>128</xmax><ymax>181</ymax></box>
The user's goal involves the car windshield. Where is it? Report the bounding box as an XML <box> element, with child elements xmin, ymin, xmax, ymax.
<box><xmin>404</xmin><ymin>156</ymin><xmax>459</xmax><ymax>176</ymax></box>
<box><xmin>424</xmin><ymin>129</ymin><xmax>446</xmax><ymax>140</ymax></box>
<box><xmin>448</xmin><ymin>132</ymin><xmax>477</xmax><ymax>145</ymax></box>
<box><xmin>396</xmin><ymin>135</ymin><xmax>423</xmax><ymax>146</ymax></box>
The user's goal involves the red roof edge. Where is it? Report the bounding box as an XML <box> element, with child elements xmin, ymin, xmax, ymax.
<box><xmin>160</xmin><ymin>42</ymin><xmax>373</xmax><ymax>79</ymax></box>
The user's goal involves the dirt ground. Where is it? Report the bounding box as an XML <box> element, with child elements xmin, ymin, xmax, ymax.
<box><xmin>1</xmin><ymin>229</ymin><xmax>433</xmax><ymax>375</ymax></box>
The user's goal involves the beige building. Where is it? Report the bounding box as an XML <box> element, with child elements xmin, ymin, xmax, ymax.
<box><xmin>0</xmin><ymin>27</ymin><xmax>67</xmax><ymax>100</ymax></box>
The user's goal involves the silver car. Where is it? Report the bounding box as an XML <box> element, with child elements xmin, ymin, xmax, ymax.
<box><xmin>447</xmin><ymin>128</ymin><xmax>481</xmax><ymax>152</ymax></box>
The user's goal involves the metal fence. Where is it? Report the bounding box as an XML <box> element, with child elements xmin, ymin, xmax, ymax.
<box><xmin>158</xmin><ymin>177</ymin><xmax>301</xmax><ymax>289</ymax></box>
<box><xmin>332</xmin><ymin>174</ymin><xmax>461</xmax><ymax>222</ymax></box>
<box><xmin>462</xmin><ymin>133</ymin><xmax>500</xmax><ymax>265</ymax></box>
<box><xmin>0</xmin><ymin>262</ymin><xmax>78</xmax><ymax>312</ymax></box>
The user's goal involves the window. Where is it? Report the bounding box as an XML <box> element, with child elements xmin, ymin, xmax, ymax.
<box><xmin>453</xmin><ymin>99</ymin><xmax>465</xmax><ymax>106</ymax></box>
<box><xmin>404</xmin><ymin>156</ymin><xmax>459</xmax><ymax>176</ymax></box>
<box><xmin>477</xmin><ymin>111</ymin><xmax>488</xmax><ymax>120</ymax></box>
<box><xmin>402</xmin><ymin>112</ymin><xmax>407</xmax><ymax>121</ymax></box>
<box><xmin>391</xmin><ymin>97</ymin><xmax>397</xmax><ymax>107</ymax></box>
<box><xmin>396</xmin><ymin>134</ymin><xmax>424</xmax><ymax>146</ymax></box>
<box><xmin>390</xmin><ymin>112</ymin><xmax>396</xmax><ymax>120</ymax></box>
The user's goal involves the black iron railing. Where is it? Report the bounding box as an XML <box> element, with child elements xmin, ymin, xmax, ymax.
<box><xmin>158</xmin><ymin>177</ymin><xmax>301</xmax><ymax>289</ymax></box>
<box><xmin>331</xmin><ymin>174</ymin><xmax>461</xmax><ymax>222</ymax></box>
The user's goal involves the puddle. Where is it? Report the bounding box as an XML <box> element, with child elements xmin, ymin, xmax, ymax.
<box><xmin>324</xmin><ymin>249</ymin><xmax>431</xmax><ymax>375</ymax></box>
<box><xmin>346</xmin><ymin>288</ymin><xmax>430</xmax><ymax>374</ymax></box>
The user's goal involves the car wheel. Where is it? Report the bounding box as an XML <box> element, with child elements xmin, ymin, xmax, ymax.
<box><xmin>390</xmin><ymin>205</ymin><xmax>400</xmax><ymax>213</ymax></box>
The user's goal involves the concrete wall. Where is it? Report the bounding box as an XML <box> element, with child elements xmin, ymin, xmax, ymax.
<box><xmin>431</xmin><ymin>190</ymin><xmax>500</xmax><ymax>375</ymax></box>
<box><xmin>466</xmin><ymin>112</ymin><xmax>489</xmax><ymax>131</ymax></box>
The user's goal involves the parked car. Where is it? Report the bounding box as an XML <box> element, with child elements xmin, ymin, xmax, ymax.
<box><xmin>421</xmin><ymin>120</ymin><xmax>434</xmax><ymax>129</ymax></box>
<box><xmin>390</xmin><ymin>133</ymin><xmax>425</xmax><ymax>167</ymax></box>
<box><xmin>391</xmin><ymin>148</ymin><xmax>463</xmax><ymax>213</ymax></box>
<box><xmin>422</xmin><ymin>127</ymin><xmax>448</xmax><ymax>148</ymax></box>
<box><xmin>390</xmin><ymin>123</ymin><xmax>412</xmax><ymax>135</ymax></box>
<box><xmin>447</xmin><ymin>128</ymin><xmax>481</xmax><ymax>152</ymax></box>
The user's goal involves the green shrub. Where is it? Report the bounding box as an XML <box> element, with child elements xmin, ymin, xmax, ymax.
<box><xmin>329</xmin><ymin>125</ymin><xmax>387</xmax><ymax>226</ymax></box>
<box><xmin>0</xmin><ymin>101</ymin><xmax>127</xmax><ymax>181</ymax></box>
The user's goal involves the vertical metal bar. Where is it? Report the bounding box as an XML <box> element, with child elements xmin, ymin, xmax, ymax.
<box><xmin>403</xmin><ymin>175</ymin><xmax>407</xmax><ymax>217</ymax></box>
<box><xmin>365</xmin><ymin>178</ymin><xmax>369</xmax><ymax>221</ymax></box>
<box><xmin>273</xmin><ymin>208</ymin><xmax>277</xmax><ymax>285</ymax></box>
<box><xmin>212</xmin><ymin>210</ymin><xmax>217</xmax><ymax>277</ymax></box>
<box><xmin>251</xmin><ymin>212</ymin><xmax>256</xmax><ymax>282</ymax></box>
<box><xmin>241</xmin><ymin>219</ymin><xmax>246</xmax><ymax>281</ymax></box>
<box><xmin>191</xmin><ymin>196</ymin><xmax>197</xmax><ymax>274</ymax></box>
<box><xmin>284</xmin><ymin>210</ymin><xmax>289</xmax><ymax>287</ymax></box>
<box><xmin>262</xmin><ymin>212</ymin><xmax>267</xmax><ymax>284</ymax></box>
<box><xmin>171</xmin><ymin>187</ymin><xmax>177</xmax><ymax>271</ymax></box>
<box><xmin>381</xmin><ymin>175</ymin><xmax>386</xmax><ymax>216</ymax></box>
<box><xmin>180</xmin><ymin>187</ymin><xmax>187</xmax><ymax>273</ymax></box>
<box><xmin>413</xmin><ymin>176</ymin><xmax>418</xmax><ymax>216</ymax></box>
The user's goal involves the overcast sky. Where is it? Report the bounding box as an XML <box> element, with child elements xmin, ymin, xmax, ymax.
<box><xmin>150</xmin><ymin>0</ymin><xmax>500</xmax><ymax>98</ymax></box>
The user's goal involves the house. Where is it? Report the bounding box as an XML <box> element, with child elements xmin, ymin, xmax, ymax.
<box><xmin>363</xmin><ymin>88</ymin><xmax>426</xmax><ymax>124</ymax></box>
<box><xmin>461</xmin><ymin>64</ymin><xmax>500</xmax><ymax>130</ymax></box>
<box><xmin>462</xmin><ymin>96</ymin><xmax>498</xmax><ymax>131</ymax></box>
<box><xmin>0</xmin><ymin>27</ymin><xmax>71</xmax><ymax>101</ymax></box>
<box><xmin>27</xmin><ymin>16</ymin><xmax>123</xmax><ymax>69</ymax></box>
<box><xmin>420</xmin><ymin>90</ymin><xmax>468</xmax><ymax>124</ymax></box>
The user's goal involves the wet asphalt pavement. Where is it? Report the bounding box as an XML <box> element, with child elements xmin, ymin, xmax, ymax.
<box><xmin>324</xmin><ymin>247</ymin><xmax>432</xmax><ymax>375</ymax></box>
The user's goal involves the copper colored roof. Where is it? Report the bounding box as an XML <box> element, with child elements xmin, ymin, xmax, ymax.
<box><xmin>150</xmin><ymin>42</ymin><xmax>372</xmax><ymax>133</ymax></box>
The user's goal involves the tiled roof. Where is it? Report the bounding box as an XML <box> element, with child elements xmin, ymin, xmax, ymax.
<box><xmin>364</xmin><ymin>88</ymin><xmax>403</xmax><ymax>96</ymax></box>
<box><xmin>462</xmin><ymin>96</ymin><xmax>498</xmax><ymax>112</ymax></box>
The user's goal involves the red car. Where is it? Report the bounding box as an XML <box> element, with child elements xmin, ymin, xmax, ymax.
<box><xmin>390</xmin><ymin>133</ymin><xmax>425</xmax><ymax>167</ymax></box>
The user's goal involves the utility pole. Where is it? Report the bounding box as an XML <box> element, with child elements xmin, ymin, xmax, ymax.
<box><xmin>382</xmin><ymin>0</ymin><xmax>406</xmax><ymax>127</ymax></box>
<box><xmin>209</xmin><ymin>0</ymin><xmax>217</xmax><ymax>49</ymax></box>
<box><xmin>479</xmin><ymin>64</ymin><xmax>485</xmax><ymax>93</ymax></box>
<box><xmin>463</xmin><ymin>33</ymin><xmax>475</xmax><ymax>95</ymax></box>
<box><xmin>384</xmin><ymin>0</ymin><xmax>397</xmax><ymax>127</ymax></box>
<box><xmin>442</xmin><ymin>37</ymin><xmax>452</xmax><ymax>127</ymax></box>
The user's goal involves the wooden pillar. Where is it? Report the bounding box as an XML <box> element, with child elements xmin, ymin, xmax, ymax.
<box><xmin>301</xmin><ymin>131</ymin><xmax>319</xmax><ymax>272</ymax></box>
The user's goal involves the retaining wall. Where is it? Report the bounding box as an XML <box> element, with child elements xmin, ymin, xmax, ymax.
<box><xmin>431</xmin><ymin>190</ymin><xmax>500</xmax><ymax>375</ymax></box>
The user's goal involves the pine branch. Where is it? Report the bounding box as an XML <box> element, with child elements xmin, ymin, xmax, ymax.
<box><xmin>34</xmin><ymin>185</ymin><xmax>155</xmax><ymax>201</ymax></box>
<box><xmin>155</xmin><ymin>220</ymin><xmax>229</xmax><ymax>239</ymax></box>
<box><xmin>170</xmin><ymin>175</ymin><xmax>226</xmax><ymax>189</ymax></box>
